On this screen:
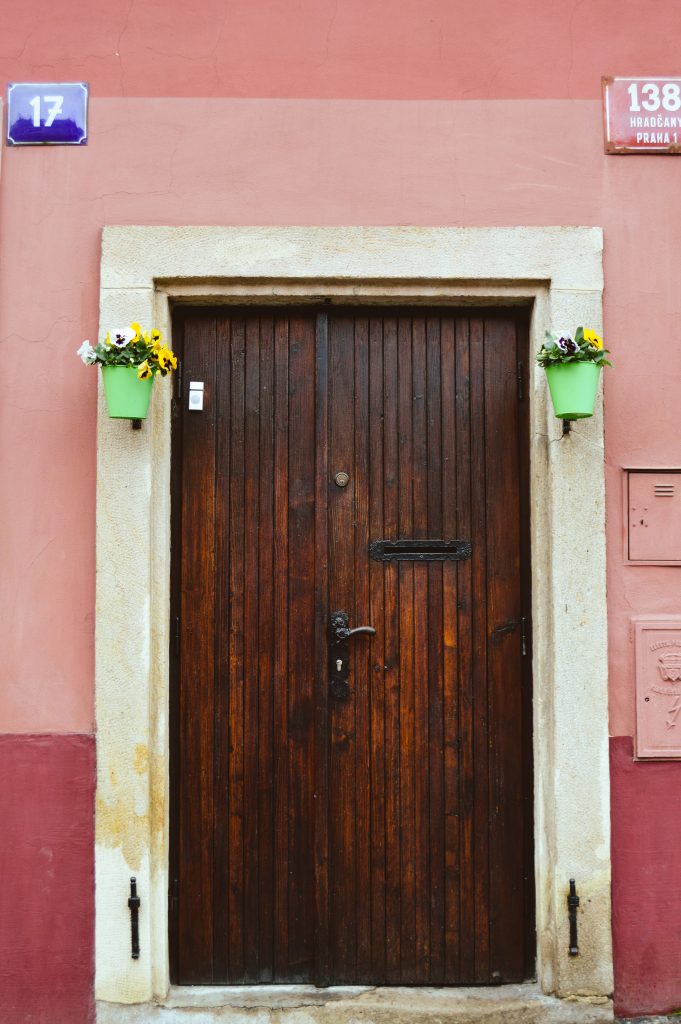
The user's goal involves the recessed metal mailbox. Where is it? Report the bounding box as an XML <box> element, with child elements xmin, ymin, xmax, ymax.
<box><xmin>634</xmin><ymin>617</ymin><xmax>681</xmax><ymax>759</ymax></box>
<box><xmin>626</xmin><ymin>469</ymin><xmax>681</xmax><ymax>564</ymax></box>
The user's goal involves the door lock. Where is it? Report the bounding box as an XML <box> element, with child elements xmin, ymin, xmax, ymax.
<box><xmin>329</xmin><ymin>611</ymin><xmax>375</xmax><ymax>701</ymax></box>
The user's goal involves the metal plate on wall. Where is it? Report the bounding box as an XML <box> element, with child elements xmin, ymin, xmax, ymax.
<box><xmin>634</xmin><ymin>617</ymin><xmax>681</xmax><ymax>759</ymax></box>
<box><xmin>7</xmin><ymin>82</ymin><xmax>88</xmax><ymax>145</ymax></box>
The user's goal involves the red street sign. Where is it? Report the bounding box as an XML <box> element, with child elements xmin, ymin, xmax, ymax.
<box><xmin>603</xmin><ymin>76</ymin><xmax>681</xmax><ymax>154</ymax></box>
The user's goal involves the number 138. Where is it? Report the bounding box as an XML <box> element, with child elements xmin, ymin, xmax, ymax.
<box><xmin>628</xmin><ymin>82</ymin><xmax>681</xmax><ymax>112</ymax></box>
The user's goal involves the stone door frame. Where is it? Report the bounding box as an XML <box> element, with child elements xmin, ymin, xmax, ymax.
<box><xmin>94</xmin><ymin>226</ymin><xmax>612</xmax><ymax>1004</ymax></box>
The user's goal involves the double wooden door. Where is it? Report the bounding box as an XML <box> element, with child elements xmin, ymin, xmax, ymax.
<box><xmin>170</xmin><ymin>307</ymin><xmax>533</xmax><ymax>986</ymax></box>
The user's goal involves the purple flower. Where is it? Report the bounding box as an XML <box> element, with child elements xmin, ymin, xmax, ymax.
<box><xmin>555</xmin><ymin>335</ymin><xmax>579</xmax><ymax>356</ymax></box>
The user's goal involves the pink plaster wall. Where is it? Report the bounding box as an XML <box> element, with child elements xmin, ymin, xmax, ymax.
<box><xmin>0</xmin><ymin>0</ymin><xmax>679</xmax><ymax>100</ymax></box>
<box><xmin>1</xmin><ymin>4</ymin><xmax>681</xmax><ymax>1014</ymax></box>
<box><xmin>2</xmin><ymin>95</ymin><xmax>681</xmax><ymax>732</ymax></box>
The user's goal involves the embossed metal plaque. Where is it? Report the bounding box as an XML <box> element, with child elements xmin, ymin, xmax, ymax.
<box><xmin>634</xmin><ymin>617</ymin><xmax>681</xmax><ymax>759</ymax></box>
<box><xmin>603</xmin><ymin>77</ymin><xmax>681</xmax><ymax>154</ymax></box>
<box><xmin>7</xmin><ymin>82</ymin><xmax>88</xmax><ymax>145</ymax></box>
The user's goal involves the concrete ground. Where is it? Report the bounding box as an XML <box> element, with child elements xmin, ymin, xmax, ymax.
<box><xmin>97</xmin><ymin>984</ymin><xmax>615</xmax><ymax>1024</ymax></box>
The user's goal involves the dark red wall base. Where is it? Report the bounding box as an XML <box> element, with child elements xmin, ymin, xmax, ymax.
<box><xmin>1</xmin><ymin>732</ymin><xmax>680</xmax><ymax>1019</ymax></box>
<box><xmin>611</xmin><ymin>736</ymin><xmax>681</xmax><ymax>1018</ymax></box>
<box><xmin>0</xmin><ymin>734</ymin><xmax>95</xmax><ymax>1024</ymax></box>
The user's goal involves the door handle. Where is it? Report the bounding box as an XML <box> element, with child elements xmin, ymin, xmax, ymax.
<box><xmin>330</xmin><ymin>611</ymin><xmax>375</xmax><ymax>644</ymax></box>
<box><xmin>329</xmin><ymin>611</ymin><xmax>375</xmax><ymax>700</ymax></box>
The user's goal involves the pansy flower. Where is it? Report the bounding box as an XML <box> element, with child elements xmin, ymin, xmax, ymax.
<box><xmin>157</xmin><ymin>346</ymin><xmax>178</xmax><ymax>372</ymax></box>
<box><xmin>137</xmin><ymin>361</ymin><xmax>153</xmax><ymax>380</ymax></box>
<box><xmin>130</xmin><ymin>322</ymin><xmax>142</xmax><ymax>344</ymax></box>
<box><xmin>583</xmin><ymin>328</ymin><xmax>603</xmax><ymax>350</ymax></box>
<box><xmin>77</xmin><ymin>340</ymin><xmax>98</xmax><ymax>365</ymax></box>
<box><xmin>111</xmin><ymin>327</ymin><xmax>136</xmax><ymax>348</ymax></box>
<box><xmin>555</xmin><ymin>335</ymin><xmax>580</xmax><ymax>356</ymax></box>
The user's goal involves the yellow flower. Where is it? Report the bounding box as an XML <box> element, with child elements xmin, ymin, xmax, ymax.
<box><xmin>157</xmin><ymin>346</ymin><xmax>178</xmax><ymax>372</ymax></box>
<box><xmin>151</xmin><ymin>328</ymin><xmax>163</xmax><ymax>345</ymax></box>
<box><xmin>104</xmin><ymin>331</ymin><xmax>112</xmax><ymax>348</ymax></box>
<box><xmin>137</xmin><ymin>361</ymin><xmax>153</xmax><ymax>380</ymax></box>
<box><xmin>583</xmin><ymin>328</ymin><xmax>603</xmax><ymax>350</ymax></box>
<box><xmin>130</xmin><ymin>322</ymin><xmax>142</xmax><ymax>344</ymax></box>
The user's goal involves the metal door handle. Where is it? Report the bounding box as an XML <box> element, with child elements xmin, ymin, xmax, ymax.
<box><xmin>347</xmin><ymin>625</ymin><xmax>376</xmax><ymax>638</ymax></box>
<box><xmin>330</xmin><ymin>611</ymin><xmax>375</xmax><ymax>644</ymax></box>
<box><xmin>329</xmin><ymin>612</ymin><xmax>375</xmax><ymax>701</ymax></box>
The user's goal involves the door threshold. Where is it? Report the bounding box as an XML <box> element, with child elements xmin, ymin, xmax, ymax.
<box><xmin>97</xmin><ymin>983</ymin><xmax>614</xmax><ymax>1022</ymax></box>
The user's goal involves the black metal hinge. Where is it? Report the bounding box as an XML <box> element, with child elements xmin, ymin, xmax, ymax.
<box><xmin>169</xmin><ymin>877</ymin><xmax>179</xmax><ymax>916</ymax></box>
<box><xmin>128</xmin><ymin>877</ymin><xmax>141</xmax><ymax>960</ymax></box>
<box><xmin>517</xmin><ymin>361</ymin><xmax>524</xmax><ymax>401</ymax></box>
<box><xmin>174</xmin><ymin>616</ymin><xmax>181</xmax><ymax>658</ymax></box>
<box><xmin>521</xmin><ymin>616</ymin><xmax>528</xmax><ymax>657</ymax></box>
<box><xmin>175</xmin><ymin>359</ymin><xmax>183</xmax><ymax>400</ymax></box>
<box><xmin>567</xmin><ymin>878</ymin><xmax>580</xmax><ymax>956</ymax></box>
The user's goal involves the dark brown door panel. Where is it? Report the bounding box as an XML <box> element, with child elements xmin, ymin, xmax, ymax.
<box><xmin>170</xmin><ymin>307</ymin><xmax>534</xmax><ymax>986</ymax></box>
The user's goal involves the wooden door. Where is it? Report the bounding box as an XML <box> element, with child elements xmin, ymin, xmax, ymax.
<box><xmin>170</xmin><ymin>307</ymin><xmax>534</xmax><ymax>986</ymax></box>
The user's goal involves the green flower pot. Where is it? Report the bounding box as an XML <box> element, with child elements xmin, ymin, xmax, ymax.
<box><xmin>102</xmin><ymin>365</ymin><xmax>154</xmax><ymax>419</ymax></box>
<box><xmin>544</xmin><ymin>362</ymin><xmax>601</xmax><ymax>419</ymax></box>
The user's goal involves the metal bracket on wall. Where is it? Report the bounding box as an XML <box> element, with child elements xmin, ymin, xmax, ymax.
<box><xmin>128</xmin><ymin>876</ymin><xmax>141</xmax><ymax>959</ymax></box>
<box><xmin>567</xmin><ymin>878</ymin><xmax>580</xmax><ymax>956</ymax></box>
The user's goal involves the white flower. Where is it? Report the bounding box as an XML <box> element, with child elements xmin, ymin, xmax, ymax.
<box><xmin>77</xmin><ymin>340</ymin><xmax>98</xmax><ymax>365</ymax></box>
<box><xmin>110</xmin><ymin>327</ymin><xmax>136</xmax><ymax>348</ymax></box>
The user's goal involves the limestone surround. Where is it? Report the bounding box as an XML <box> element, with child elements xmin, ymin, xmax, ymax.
<box><xmin>95</xmin><ymin>226</ymin><xmax>611</xmax><ymax>1005</ymax></box>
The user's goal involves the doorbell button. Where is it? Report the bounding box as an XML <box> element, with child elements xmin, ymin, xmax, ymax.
<box><xmin>188</xmin><ymin>381</ymin><xmax>204</xmax><ymax>411</ymax></box>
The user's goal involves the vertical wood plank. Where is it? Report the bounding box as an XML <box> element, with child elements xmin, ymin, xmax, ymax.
<box><xmin>243</xmin><ymin>315</ymin><xmax>261</xmax><ymax>980</ymax></box>
<box><xmin>426</xmin><ymin>316</ymin><xmax>446</xmax><ymax>983</ymax></box>
<box><xmin>484</xmin><ymin>318</ymin><xmax>526</xmax><ymax>982</ymax></box>
<box><xmin>257</xmin><ymin>315</ymin><xmax>275</xmax><ymax>981</ymax></box>
<box><xmin>314</xmin><ymin>312</ymin><xmax>330</xmax><ymax>986</ymax></box>
<box><xmin>411</xmin><ymin>316</ymin><xmax>430</xmax><ymax>983</ymax></box>
<box><xmin>442</xmin><ymin>315</ymin><xmax>461</xmax><ymax>982</ymax></box>
<box><xmin>397</xmin><ymin>315</ymin><xmax>416</xmax><ymax>982</ymax></box>
<box><xmin>178</xmin><ymin>313</ymin><xmax>217</xmax><ymax>982</ymax></box>
<box><xmin>227</xmin><ymin>315</ymin><xmax>246</xmax><ymax>981</ymax></box>
<box><xmin>327</xmin><ymin>313</ymin><xmax>357</xmax><ymax>980</ymax></box>
<box><xmin>212</xmin><ymin>315</ymin><xmax>232</xmax><ymax>980</ymax></box>
<box><xmin>368</xmin><ymin>315</ymin><xmax>387</xmax><ymax>982</ymax></box>
<box><xmin>272</xmin><ymin>315</ymin><xmax>290</xmax><ymax>980</ymax></box>
<box><xmin>455</xmin><ymin>316</ymin><xmax>476</xmax><ymax>982</ymax></box>
<box><xmin>382</xmin><ymin>315</ymin><xmax>401</xmax><ymax>984</ymax></box>
<box><xmin>286</xmin><ymin>314</ymin><xmax>316</xmax><ymax>979</ymax></box>
<box><xmin>353</xmin><ymin>315</ymin><xmax>373</xmax><ymax>981</ymax></box>
<box><xmin>469</xmin><ymin>317</ymin><xmax>490</xmax><ymax>982</ymax></box>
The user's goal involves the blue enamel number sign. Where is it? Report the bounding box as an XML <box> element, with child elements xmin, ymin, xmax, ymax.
<box><xmin>7</xmin><ymin>82</ymin><xmax>88</xmax><ymax>145</ymax></box>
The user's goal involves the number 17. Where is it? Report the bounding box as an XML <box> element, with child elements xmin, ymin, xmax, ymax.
<box><xmin>29</xmin><ymin>95</ymin><xmax>64</xmax><ymax>128</ymax></box>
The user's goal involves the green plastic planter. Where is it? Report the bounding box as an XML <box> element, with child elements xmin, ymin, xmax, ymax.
<box><xmin>102</xmin><ymin>365</ymin><xmax>154</xmax><ymax>419</ymax></box>
<box><xmin>544</xmin><ymin>362</ymin><xmax>601</xmax><ymax>419</ymax></box>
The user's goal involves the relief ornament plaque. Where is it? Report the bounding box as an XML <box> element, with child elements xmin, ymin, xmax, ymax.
<box><xmin>634</xmin><ymin>617</ymin><xmax>681</xmax><ymax>758</ymax></box>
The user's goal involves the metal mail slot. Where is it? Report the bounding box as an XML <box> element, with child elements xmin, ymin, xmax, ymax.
<box><xmin>369</xmin><ymin>539</ymin><xmax>472</xmax><ymax>562</ymax></box>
